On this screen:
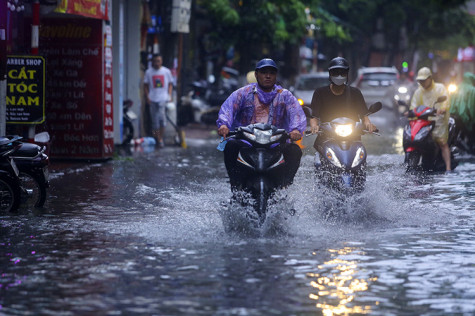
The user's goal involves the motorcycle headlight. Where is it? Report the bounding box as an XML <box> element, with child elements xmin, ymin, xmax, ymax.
<box><xmin>448</xmin><ymin>83</ymin><xmax>457</xmax><ymax>94</ymax></box>
<box><xmin>325</xmin><ymin>148</ymin><xmax>342</xmax><ymax>168</ymax></box>
<box><xmin>252</xmin><ymin>129</ymin><xmax>273</xmax><ymax>144</ymax></box>
<box><xmin>351</xmin><ymin>147</ymin><xmax>365</xmax><ymax>168</ymax></box>
<box><xmin>334</xmin><ymin>124</ymin><xmax>353</xmax><ymax>137</ymax></box>
<box><xmin>398</xmin><ymin>86</ymin><xmax>408</xmax><ymax>94</ymax></box>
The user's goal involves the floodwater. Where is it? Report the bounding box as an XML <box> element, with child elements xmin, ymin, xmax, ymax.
<box><xmin>1</xmin><ymin>120</ymin><xmax>475</xmax><ymax>315</ymax></box>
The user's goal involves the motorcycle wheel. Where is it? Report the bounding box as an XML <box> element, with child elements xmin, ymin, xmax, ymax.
<box><xmin>255</xmin><ymin>193</ymin><xmax>268</xmax><ymax>225</ymax></box>
<box><xmin>19</xmin><ymin>171</ymin><xmax>47</xmax><ymax>208</ymax></box>
<box><xmin>406</xmin><ymin>152</ymin><xmax>420</xmax><ymax>172</ymax></box>
<box><xmin>0</xmin><ymin>174</ymin><xmax>21</xmax><ymax>213</ymax></box>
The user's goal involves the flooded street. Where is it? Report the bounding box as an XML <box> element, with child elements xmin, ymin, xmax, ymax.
<box><xmin>1</xmin><ymin>120</ymin><xmax>475</xmax><ymax>315</ymax></box>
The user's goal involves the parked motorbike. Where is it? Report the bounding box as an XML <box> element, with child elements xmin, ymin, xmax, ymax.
<box><xmin>180</xmin><ymin>79</ymin><xmax>211</xmax><ymax>124</ymax></box>
<box><xmin>1</xmin><ymin>132</ymin><xmax>50</xmax><ymax>208</ymax></box>
<box><xmin>0</xmin><ymin>136</ymin><xmax>23</xmax><ymax>212</ymax></box>
<box><xmin>219</xmin><ymin>123</ymin><xmax>292</xmax><ymax>225</ymax></box>
<box><xmin>181</xmin><ymin>67</ymin><xmax>240</xmax><ymax>125</ymax></box>
<box><xmin>122</xmin><ymin>99</ymin><xmax>136</xmax><ymax>147</ymax></box>
<box><xmin>305</xmin><ymin>102</ymin><xmax>382</xmax><ymax>194</ymax></box>
<box><xmin>451</xmin><ymin>114</ymin><xmax>475</xmax><ymax>155</ymax></box>
<box><xmin>400</xmin><ymin>96</ymin><xmax>458</xmax><ymax>172</ymax></box>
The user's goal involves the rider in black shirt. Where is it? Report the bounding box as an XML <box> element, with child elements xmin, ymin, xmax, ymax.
<box><xmin>309</xmin><ymin>57</ymin><xmax>377</xmax><ymax>134</ymax></box>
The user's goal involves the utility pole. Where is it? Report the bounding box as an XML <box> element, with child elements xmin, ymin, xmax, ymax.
<box><xmin>27</xmin><ymin>0</ymin><xmax>40</xmax><ymax>140</ymax></box>
<box><xmin>171</xmin><ymin>0</ymin><xmax>191</xmax><ymax>126</ymax></box>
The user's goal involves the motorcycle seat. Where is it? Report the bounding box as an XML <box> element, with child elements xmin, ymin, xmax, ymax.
<box><xmin>13</xmin><ymin>143</ymin><xmax>42</xmax><ymax>158</ymax></box>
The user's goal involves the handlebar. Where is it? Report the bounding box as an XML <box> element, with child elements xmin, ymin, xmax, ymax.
<box><xmin>305</xmin><ymin>129</ymin><xmax>380</xmax><ymax>136</ymax></box>
<box><xmin>364</xmin><ymin>129</ymin><xmax>380</xmax><ymax>136</ymax></box>
<box><xmin>304</xmin><ymin>124</ymin><xmax>380</xmax><ymax>137</ymax></box>
<box><xmin>0</xmin><ymin>135</ymin><xmax>23</xmax><ymax>147</ymax></box>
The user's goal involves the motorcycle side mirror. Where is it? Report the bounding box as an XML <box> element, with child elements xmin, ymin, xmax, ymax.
<box><xmin>34</xmin><ymin>132</ymin><xmax>50</xmax><ymax>143</ymax></box>
<box><xmin>367</xmin><ymin>102</ymin><xmax>382</xmax><ymax>114</ymax></box>
<box><xmin>302</xmin><ymin>106</ymin><xmax>314</xmax><ymax>118</ymax></box>
<box><xmin>435</xmin><ymin>96</ymin><xmax>447</xmax><ymax>104</ymax></box>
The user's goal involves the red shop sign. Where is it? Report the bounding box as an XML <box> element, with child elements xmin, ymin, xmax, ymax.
<box><xmin>40</xmin><ymin>18</ymin><xmax>113</xmax><ymax>159</ymax></box>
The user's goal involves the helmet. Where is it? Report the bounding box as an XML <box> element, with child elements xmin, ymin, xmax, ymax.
<box><xmin>255</xmin><ymin>58</ymin><xmax>278</xmax><ymax>71</ymax></box>
<box><xmin>328</xmin><ymin>57</ymin><xmax>350</xmax><ymax>71</ymax></box>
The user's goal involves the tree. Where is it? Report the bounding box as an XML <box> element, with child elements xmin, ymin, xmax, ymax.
<box><xmin>198</xmin><ymin>0</ymin><xmax>310</xmax><ymax>76</ymax></box>
<box><xmin>198</xmin><ymin>0</ymin><xmax>475</xmax><ymax>79</ymax></box>
<box><xmin>319</xmin><ymin>0</ymin><xmax>475</xmax><ymax>71</ymax></box>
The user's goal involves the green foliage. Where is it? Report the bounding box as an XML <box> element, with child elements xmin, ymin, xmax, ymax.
<box><xmin>320</xmin><ymin>0</ymin><xmax>475</xmax><ymax>58</ymax></box>
<box><xmin>200</xmin><ymin>0</ymin><xmax>239</xmax><ymax>25</ymax></box>
<box><xmin>198</xmin><ymin>0</ymin><xmax>475</xmax><ymax>71</ymax></box>
<box><xmin>199</xmin><ymin>0</ymin><xmax>309</xmax><ymax>61</ymax></box>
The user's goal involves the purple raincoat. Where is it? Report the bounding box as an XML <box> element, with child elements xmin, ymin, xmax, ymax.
<box><xmin>216</xmin><ymin>83</ymin><xmax>307</xmax><ymax>133</ymax></box>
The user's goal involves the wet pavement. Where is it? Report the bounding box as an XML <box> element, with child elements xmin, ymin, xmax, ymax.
<box><xmin>1</xmin><ymin>114</ymin><xmax>475</xmax><ymax>315</ymax></box>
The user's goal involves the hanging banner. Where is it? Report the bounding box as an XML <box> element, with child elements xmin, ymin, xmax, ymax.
<box><xmin>6</xmin><ymin>55</ymin><xmax>45</xmax><ymax>124</ymax></box>
<box><xmin>55</xmin><ymin>0</ymin><xmax>110</xmax><ymax>21</ymax></box>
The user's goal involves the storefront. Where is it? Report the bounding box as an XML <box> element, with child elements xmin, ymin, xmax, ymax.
<box><xmin>39</xmin><ymin>16</ymin><xmax>114</xmax><ymax>159</ymax></box>
<box><xmin>1</xmin><ymin>0</ymin><xmax>146</xmax><ymax>160</ymax></box>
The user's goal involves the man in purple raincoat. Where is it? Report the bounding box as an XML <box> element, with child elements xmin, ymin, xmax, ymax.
<box><xmin>216</xmin><ymin>58</ymin><xmax>307</xmax><ymax>190</ymax></box>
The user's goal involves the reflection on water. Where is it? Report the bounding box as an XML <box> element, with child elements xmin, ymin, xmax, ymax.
<box><xmin>308</xmin><ymin>247</ymin><xmax>377</xmax><ymax>315</ymax></box>
<box><xmin>1</xmin><ymin>139</ymin><xmax>475</xmax><ymax>315</ymax></box>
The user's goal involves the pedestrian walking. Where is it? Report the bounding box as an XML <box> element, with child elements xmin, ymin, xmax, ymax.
<box><xmin>143</xmin><ymin>54</ymin><xmax>174</xmax><ymax>148</ymax></box>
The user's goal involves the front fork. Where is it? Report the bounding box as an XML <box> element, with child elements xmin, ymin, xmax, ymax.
<box><xmin>255</xmin><ymin>177</ymin><xmax>268</xmax><ymax>223</ymax></box>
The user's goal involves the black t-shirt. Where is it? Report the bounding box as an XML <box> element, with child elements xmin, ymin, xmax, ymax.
<box><xmin>310</xmin><ymin>85</ymin><xmax>368</xmax><ymax>122</ymax></box>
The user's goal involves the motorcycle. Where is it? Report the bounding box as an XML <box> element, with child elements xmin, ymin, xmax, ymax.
<box><xmin>219</xmin><ymin>123</ymin><xmax>293</xmax><ymax>225</ymax></box>
<box><xmin>305</xmin><ymin>102</ymin><xmax>382</xmax><ymax>194</ymax></box>
<box><xmin>1</xmin><ymin>133</ymin><xmax>50</xmax><ymax>208</ymax></box>
<box><xmin>0</xmin><ymin>136</ymin><xmax>23</xmax><ymax>212</ymax></box>
<box><xmin>181</xmin><ymin>67</ymin><xmax>240</xmax><ymax>126</ymax></box>
<box><xmin>392</xmin><ymin>84</ymin><xmax>414</xmax><ymax>118</ymax></box>
<box><xmin>122</xmin><ymin>99</ymin><xmax>136</xmax><ymax>147</ymax></box>
<box><xmin>400</xmin><ymin>96</ymin><xmax>458</xmax><ymax>172</ymax></box>
<box><xmin>180</xmin><ymin>79</ymin><xmax>212</xmax><ymax>124</ymax></box>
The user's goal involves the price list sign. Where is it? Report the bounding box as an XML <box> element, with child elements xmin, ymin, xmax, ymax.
<box><xmin>40</xmin><ymin>18</ymin><xmax>113</xmax><ymax>159</ymax></box>
<box><xmin>6</xmin><ymin>56</ymin><xmax>46</xmax><ymax>124</ymax></box>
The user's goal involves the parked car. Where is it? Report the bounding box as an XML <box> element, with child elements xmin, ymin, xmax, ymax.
<box><xmin>290</xmin><ymin>72</ymin><xmax>328</xmax><ymax>107</ymax></box>
<box><xmin>351</xmin><ymin>66</ymin><xmax>399</xmax><ymax>109</ymax></box>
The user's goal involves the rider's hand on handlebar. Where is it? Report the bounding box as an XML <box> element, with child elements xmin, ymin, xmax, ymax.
<box><xmin>437</xmin><ymin>108</ymin><xmax>446</xmax><ymax>116</ymax></box>
<box><xmin>363</xmin><ymin>116</ymin><xmax>378</xmax><ymax>133</ymax></box>
<box><xmin>365</xmin><ymin>122</ymin><xmax>378</xmax><ymax>133</ymax></box>
<box><xmin>309</xmin><ymin>118</ymin><xmax>319</xmax><ymax>134</ymax></box>
<box><xmin>218</xmin><ymin>125</ymin><xmax>229</xmax><ymax>138</ymax></box>
<box><xmin>289</xmin><ymin>130</ymin><xmax>302</xmax><ymax>141</ymax></box>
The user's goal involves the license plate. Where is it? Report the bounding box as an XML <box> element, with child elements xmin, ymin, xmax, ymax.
<box><xmin>9</xmin><ymin>158</ymin><xmax>19</xmax><ymax>177</ymax></box>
